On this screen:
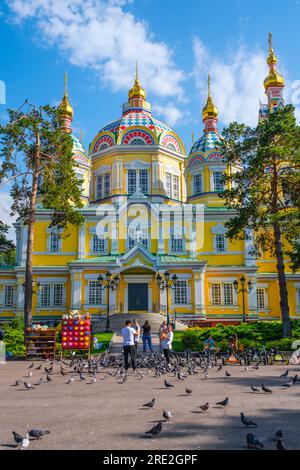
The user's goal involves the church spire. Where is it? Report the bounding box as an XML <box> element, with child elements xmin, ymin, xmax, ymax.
<box><xmin>128</xmin><ymin>62</ymin><xmax>147</xmax><ymax>101</ymax></box>
<box><xmin>58</xmin><ymin>71</ymin><xmax>74</xmax><ymax>133</ymax></box>
<box><xmin>202</xmin><ymin>74</ymin><xmax>218</xmax><ymax>132</ymax></box>
<box><xmin>263</xmin><ymin>33</ymin><xmax>285</xmax><ymax>112</ymax></box>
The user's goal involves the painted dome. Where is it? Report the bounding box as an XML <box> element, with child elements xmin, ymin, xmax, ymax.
<box><xmin>90</xmin><ymin>70</ymin><xmax>185</xmax><ymax>155</ymax></box>
<box><xmin>72</xmin><ymin>134</ymin><xmax>90</xmax><ymax>167</ymax></box>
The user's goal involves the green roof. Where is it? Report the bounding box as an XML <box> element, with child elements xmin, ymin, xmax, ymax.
<box><xmin>70</xmin><ymin>256</ymin><xmax>117</xmax><ymax>263</ymax></box>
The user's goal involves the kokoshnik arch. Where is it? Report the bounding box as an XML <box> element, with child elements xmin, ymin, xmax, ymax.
<box><xmin>0</xmin><ymin>38</ymin><xmax>300</xmax><ymax>325</ymax></box>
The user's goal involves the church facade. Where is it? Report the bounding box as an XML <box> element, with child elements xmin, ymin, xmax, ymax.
<box><xmin>0</xmin><ymin>38</ymin><xmax>300</xmax><ymax>324</ymax></box>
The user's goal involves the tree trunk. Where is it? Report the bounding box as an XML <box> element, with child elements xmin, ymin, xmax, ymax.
<box><xmin>273</xmin><ymin>221</ymin><xmax>292</xmax><ymax>337</ymax></box>
<box><xmin>24</xmin><ymin>127</ymin><xmax>40</xmax><ymax>330</ymax></box>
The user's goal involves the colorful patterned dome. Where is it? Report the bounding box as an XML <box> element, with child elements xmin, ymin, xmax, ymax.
<box><xmin>72</xmin><ymin>134</ymin><xmax>90</xmax><ymax>166</ymax></box>
<box><xmin>188</xmin><ymin>130</ymin><xmax>222</xmax><ymax>165</ymax></box>
<box><xmin>90</xmin><ymin>72</ymin><xmax>185</xmax><ymax>155</ymax></box>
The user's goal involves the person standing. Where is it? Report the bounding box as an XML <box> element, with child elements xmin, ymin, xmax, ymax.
<box><xmin>159</xmin><ymin>320</ymin><xmax>168</xmax><ymax>353</ymax></box>
<box><xmin>161</xmin><ymin>324</ymin><xmax>173</xmax><ymax>364</ymax></box>
<box><xmin>132</xmin><ymin>319</ymin><xmax>140</xmax><ymax>353</ymax></box>
<box><xmin>121</xmin><ymin>320</ymin><xmax>138</xmax><ymax>371</ymax></box>
<box><xmin>142</xmin><ymin>320</ymin><xmax>153</xmax><ymax>353</ymax></box>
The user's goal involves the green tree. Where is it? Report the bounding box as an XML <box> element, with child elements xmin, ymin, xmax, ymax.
<box><xmin>0</xmin><ymin>221</ymin><xmax>15</xmax><ymax>265</ymax></box>
<box><xmin>0</xmin><ymin>104</ymin><xmax>84</xmax><ymax>329</ymax></box>
<box><xmin>218</xmin><ymin>105</ymin><xmax>300</xmax><ymax>338</ymax></box>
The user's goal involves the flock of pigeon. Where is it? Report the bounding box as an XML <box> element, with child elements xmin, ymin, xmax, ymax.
<box><xmin>8</xmin><ymin>351</ymin><xmax>299</xmax><ymax>450</ymax></box>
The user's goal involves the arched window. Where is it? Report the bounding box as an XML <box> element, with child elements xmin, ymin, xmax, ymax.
<box><xmin>98</xmin><ymin>143</ymin><xmax>109</xmax><ymax>151</ymax></box>
<box><xmin>130</xmin><ymin>138</ymin><xmax>146</xmax><ymax>145</ymax></box>
<box><xmin>167</xmin><ymin>143</ymin><xmax>176</xmax><ymax>151</ymax></box>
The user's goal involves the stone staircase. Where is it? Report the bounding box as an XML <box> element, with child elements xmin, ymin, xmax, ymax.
<box><xmin>93</xmin><ymin>312</ymin><xmax>187</xmax><ymax>334</ymax></box>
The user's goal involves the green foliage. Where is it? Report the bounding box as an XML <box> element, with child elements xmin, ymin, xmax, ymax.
<box><xmin>0</xmin><ymin>221</ymin><xmax>15</xmax><ymax>265</ymax></box>
<box><xmin>1</xmin><ymin>323</ymin><xmax>25</xmax><ymax>357</ymax></box>
<box><xmin>175</xmin><ymin>321</ymin><xmax>300</xmax><ymax>352</ymax></box>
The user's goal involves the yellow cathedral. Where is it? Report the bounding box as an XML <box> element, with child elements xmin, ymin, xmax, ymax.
<box><xmin>0</xmin><ymin>38</ymin><xmax>300</xmax><ymax>325</ymax></box>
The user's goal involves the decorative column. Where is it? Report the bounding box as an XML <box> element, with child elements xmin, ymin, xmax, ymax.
<box><xmin>71</xmin><ymin>270</ymin><xmax>82</xmax><ymax>310</ymax></box>
<box><xmin>112</xmin><ymin>159</ymin><xmax>123</xmax><ymax>191</ymax></box>
<box><xmin>15</xmin><ymin>274</ymin><xmax>25</xmax><ymax>318</ymax></box>
<box><xmin>245</xmin><ymin>228</ymin><xmax>256</xmax><ymax>267</ymax></box>
<box><xmin>193</xmin><ymin>268</ymin><xmax>206</xmax><ymax>318</ymax></box>
<box><xmin>157</xmin><ymin>211</ymin><xmax>165</xmax><ymax>254</ymax></box>
<box><xmin>78</xmin><ymin>222</ymin><xmax>86</xmax><ymax>260</ymax></box>
<box><xmin>247</xmin><ymin>277</ymin><xmax>258</xmax><ymax>320</ymax></box>
<box><xmin>159</xmin><ymin>287</ymin><xmax>167</xmax><ymax>314</ymax></box>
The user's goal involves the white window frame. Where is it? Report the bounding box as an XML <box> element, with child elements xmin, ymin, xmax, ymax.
<box><xmin>256</xmin><ymin>284</ymin><xmax>269</xmax><ymax>311</ymax></box>
<box><xmin>209</xmin><ymin>166</ymin><xmax>226</xmax><ymax>192</ymax></box>
<box><xmin>4</xmin><ymin>285</ymin><xmax>15</xmax><ymax>308</ymax></box>
<box><xmin>174</xmin><ymin>280</ymin><xmax>188</xmax><ymax>304</ymax></box>
<box><xmin>211</xmin><ymin>224</ymin><xmax>228</xmax><ymax>253</ymax></box>
<box><xmin>88</xmin><ymin>280</ymin><xmax>102</xmax><ymax>305</ymax></box>
<box><xmin>193</xmin><ymin>173</ymin><xmax>203</xmax><ymax>195</ymax></box>
<box><xmin>47</xmin><ymin>227</ymin><xmax>62</xmax><ymax>253</ymax></box>
<box><xmin>209</xmin><ymin>281</ymin><xmax>237</xmax><ymax>307</ymax></box>
<box><xmin>171</xmin><ymin>235</ymin><xmax>183</xmax><ymax>253</ymax></box>
<box><xmin>96</xmin><ymin>172</ymin><xmax>111</xmax><ymax>200</ymax></box>
<box><xmin>38</xmin><ymin>282</ymin><xmax>66</xmax><ymax>309</ymax></box>
<box><xmin>164</xmin><ymin>172</ymin><xmax>180</xmax><ymax>200</ymax></box>
<box><xmin>127</xmin><ymin>169</ymin><xmax>149</xmax><ymax>196</ymax></box>
<box><xmin>91</xmin><ymin>234</ymin><xmax>106</xmax><ymax>254</ymax></box>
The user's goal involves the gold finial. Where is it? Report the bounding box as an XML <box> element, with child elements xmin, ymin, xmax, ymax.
<box><xmin>128</xmin><ymin>62</ymin><xmax>146</xmax><ymax>101</ymax></box>
<box><xmin>59</xmin><ymin>71</ymin><xmax>74</xmax><ymax>120</ymax></box>
<box><xmin>64</xmin><ymin>71</ymin><xmax>68</xmax><ymax>96</ymax></box>
<box><xmin>202</xmin><ymin>73</ymin><xmax>218</xmax><ymax>121</ymax></box>
<box><xmin>268</xmin><ymin>32</ymin><xmax>272</xmax><ymax>51</ymax></box>
<box><xmin>192</xmin><ymin>131</ymin><xmax>194</xmax><ymax>144</ymax></box>
<box><xmin>79</xmin><ymin>130</ymin><xmax>83</xmax><ymax>142</ymax></box>
<box><xmin>264</xmin><ymin>33</ymin><xmax>284</xmax><ymax>91</ymax></box>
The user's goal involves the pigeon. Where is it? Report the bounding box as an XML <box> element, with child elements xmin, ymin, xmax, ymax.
<box><xmin>163</xmin><ymin>410</ymin><xmax>172</xmax><ymax>421</ymax></box>
<box><xmin>143</xmin><ymin>398</ymin><xmax>155</xmax><ymax>408</ymax></box>
<box><xmin>280</xmin><ymin>370</ymin><xmax>289</xmax><ymax>378</ymax></box>
<box><xmin>186</xmin><ymin>388</ymin><xmax>193</xmax><ymax>394</ymax></box>
<box><xmin>199</xmin><ymin>402</ymin><xmax>209</xmax><ymax>411</ymax></box>
<box><xmin>24</xmin><ymin>381</ymin><xmax>34</xmax><ymax>390</ymax></box>
<box><xmin>282</xmin><ymin>379</ymin><xmax>293</xmax><ymax>388</ymax></box>
<box><xmin>28</xmin><ymin>429</ymin><xmax>50</xmax><ymax>440</ymax></box>
<box><xmin>275</xmin><ymin>429</ymin><xmax>283</xmax><ymax>440</ymax></box>
<box><xmin>145</xmin><ymin>422</ymin><xmax>162</xmax><ymax>436</ymax></box>
<box><xmin>292</xmin><ymin>374</ymin><xmax>298</xmax><ymax>384</ymax></box>
<box><xmin>276</xmin><ymin>438</ymin><xmax>286</xmax><ymax>450</ymax></box>
<box><xmin>46</xmin><ymin>374</ymin><xmax>52</xmax><ymax>382</ymax></box>
<box><xmin>177</xmin><ymin>371</ymin><xmax>186</xmax><ymax>380</ymax></box>
<box><xmin>225</xmin><ymin>370</ymin><xmax>231</xmax><ymax>377</ymax></box>
<box><xmin>34</xmin><ymin>377</ymin><xmax>43</xmax><ymax>386</ymax></box>
<box><xmin>35</xmin><ymin>364</ymin><xmax>42</xmax><ymax>370</ymax></box>
<box><xmin>240</xmin><ymin>412</ymin><xmax>257</xmax><ymax>428</ymax></box>
<box><xmin>122</xmin><ymin>373</ymin><xmax>127</xmax><ymax>383</ymax></box>
<box><xmin>80</xmin><ymin>373</ymin><xmax>86</xmax><ymax>381</ymax></box>
<box><xmin>216</xmin><ymin>365</ymin><xmax>222</xmax><ymax>372</ymax></box>
<box><xmin>251</xmin><ymin>384</ymin><xmax>259</xmax><ymax>393</ymax></box>
<box><xmin>28</xmin><ymin>362</ymin><xmax>34</xmax><ymax>369</ymax></box>
<box><xmin>11</xmin><ymin>379</ymin><xmax>23</xmax><ymax>387</ymax></box>
<box><xmin>12</xmin><ymin>431</ymin><xmax>24</xmax><ymax>446</ymax></box>
<box><xmin>18</xmin><ymin>433</ymin><xmax>30</xmax><ymax>450</ymax></box>
<box><xmin>66</xmin><ymin>376</ymin><xmax>74</xmax><ymax>384</ymax></box>
<box><xmin>60</xmin><ymin>369</ymin><xmax>67</xmax><ymax>376</ymax></box>
<box><xmin>164</xmin><ymin>380</ymin><xmax>174</xmax><ymax>388</ymax></box>
<box><xmin>27</xmin><ymin>371</ymin><xmax>32</xmax><ymax>377</ymax></box>
<box><xmin>253</xmin><ymin>365</ymin><xmax>260</xmax><ymax>370</ymax></box>
<box><xmin>246</xmin><ymin>433</ymin><xmax>264</xmax><ymax>449</ymax></box>
<box><xmin>261</xmin><ymin>384</ymin><xmax>272</xmax><ymax>393</ymax></box>
<box><xmin>216</xmin><ymin>397</ymin><xmax>229</xmax><ymax>407</ymax></box>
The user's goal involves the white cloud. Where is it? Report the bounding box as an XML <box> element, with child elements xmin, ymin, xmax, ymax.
<box><xmin>153</xmin><ymin>102</ymin><xmax>190</xmax><ymax>127</ymax></box>
<box><xmin>7</xmin><ymin>0</ymin><xmax>185</xmax><ymax>100</ymax></box>
<box><xmin>193</xmin><ymin>37</ymin><xmax>267</xmax><ymax>127</ymax></box>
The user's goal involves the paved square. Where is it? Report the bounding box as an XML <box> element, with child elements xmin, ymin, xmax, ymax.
<box><xmin>0</xmin><ymin>360</ymin><xmax>299</xmax><ymax>450</ymax></box>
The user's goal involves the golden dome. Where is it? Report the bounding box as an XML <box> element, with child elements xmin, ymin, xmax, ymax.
<box><xmin>59</xmin><ymin>72</ymin><xmax>74</xmax><ymax>119</ymax></box>
<box><xmin>128</xmin><ymin>63</ymin><xmax>146</xmax><ymax>101</ymax></box>
<box><xmin>202</xmin><ymin>74</ymin><xmax>218</xmax><ymax>121</ymax></box>
<box><xmin>264</xmin><ymin>33</ymin><xmax>285</xmax><ymax>91</ymax></box>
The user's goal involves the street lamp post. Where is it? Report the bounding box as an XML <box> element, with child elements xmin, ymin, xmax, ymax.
<box><xmin>98</xmin><ymin>271</ymin><xmax>120</xmax><ymax>332</ymax></box>
<box><xmin>22</xmin><ymin>280</ymin><xmax>41</xmax><ymax>295</ymax></box>
<box><xmin>233</xmin><ymin>275</ymin><xmax>253</xmax><ymax>323</ymax></box>
<box><xmin>156</xmin><ymin>270</ymin><xmax>178</xmax><ymax>326</ymax></box>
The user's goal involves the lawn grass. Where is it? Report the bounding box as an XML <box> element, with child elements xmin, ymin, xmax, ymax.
<box><xmin>172</xmin><ymin>331</ymin><xmax>185</xmax><ymax>352</ymax></box>
<box><xmin>92</xmin><ymin>332</ymin><xmax>114</xmax><ymax>354</ymax></box>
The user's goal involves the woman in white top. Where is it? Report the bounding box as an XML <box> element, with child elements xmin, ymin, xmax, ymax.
<box><xmin>161</xmin><ymin>324</ymin><xmax>173</xmax><ymax>364</ymax></box>
<box><xmin>132</xmin><ymin>319</ymin><xmax>140</xmax><ymax>352</ymax></box>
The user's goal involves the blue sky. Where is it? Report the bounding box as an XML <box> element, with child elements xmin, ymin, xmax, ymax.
<box><xmin>1</xmin><ymin>0</ymin><xmax>300</xmax><ymax>236</ymax></box>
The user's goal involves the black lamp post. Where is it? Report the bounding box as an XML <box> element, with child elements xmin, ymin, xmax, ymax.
<box><xmin>233</xmin><ymin>275</ymin><xmax>253</xmax><ymax>323</ymax></box>
<box><xmin>156</xmin><ymin>270</ymin><xmax>178</xmax><ymax>326</ymax></box>
<box><xmin>98</xmin><ymin>270</ymin><xmax>120</xmax><ymax>332</ymax></box>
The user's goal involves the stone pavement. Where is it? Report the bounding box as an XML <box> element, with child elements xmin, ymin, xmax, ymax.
<box><xmin>1</xmin><ymin>361</ymin><xmax>300</xmax><ymax>450</ymax></box>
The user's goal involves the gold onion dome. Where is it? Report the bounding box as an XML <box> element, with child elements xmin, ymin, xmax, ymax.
<box><xmin>59</xmin><ymin>72</ymin><xmax>74</xmax><ymax>119</ymax></box>
<box><xmin>264</xmin><ymin>33</ymin><xmax>285</xmax><ymax>91</ymax></box>
<box><xmin>202</xmin><ymin>74</ymin><xmax>218</xmax><ymax>121</ymax></box>
<box><xmin>128</xmin><ymin>63</ymin><xmax>147</xmax><ymax>100</ymax></box>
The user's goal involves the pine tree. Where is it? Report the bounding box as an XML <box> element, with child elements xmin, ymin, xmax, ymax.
<box><xmin>218</xmin><ymin>105</ymin><xmax>300</xmax><ymax>338</ymax></box>
<box><xmin>0</xmin><ymin>104</ymin><xmax>84</xmax><ymax>329</ymax></box>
